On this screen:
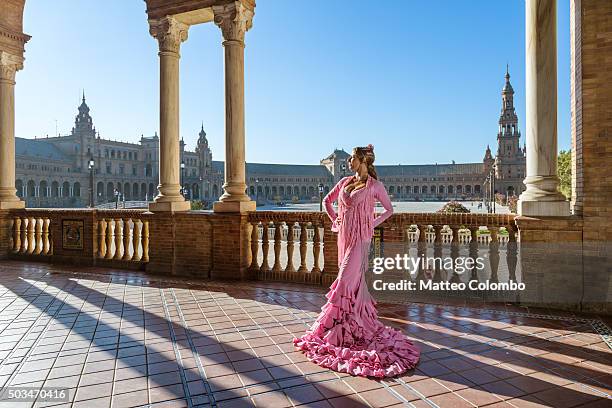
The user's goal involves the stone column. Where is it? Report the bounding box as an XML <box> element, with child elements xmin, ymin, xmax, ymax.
<box><xmin>148</xmin><ymin>17</ymin><xmax>191</xmax><ymax>212</ymax></box>
<box><xmin>0</xmin><ymin>52</ymin><xmax>25</xmax><ymax>209</ymax></box>
<box><xmin>518</xmin><ymin>0</ymin><xmax>569</xmax><ymax>216</ymax></box>
<box><xmin>212</xmin><ymin>2</ymin><xmax>256</xmax><ymax>213</ymax></box>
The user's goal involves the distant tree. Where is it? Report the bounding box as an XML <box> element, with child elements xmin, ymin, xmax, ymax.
<box><xmin>438</xmin><ymin>201</ymin><xmax>470</xmax><ymax>213</ymax></box>
<box><xmin>558</xmin><ymin>150</ymin><xmax>571</xmax><ymax>200</ymax></box>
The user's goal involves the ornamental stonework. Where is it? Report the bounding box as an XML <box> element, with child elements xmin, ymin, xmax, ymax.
<box><xmin>212</xmin><ymin>2</ymin><xmax>254</xmax><ymax>43</ymax></box>
<box><xmin>148</xmin><ymin>16</ymin><xmax>189</xmax><ymax>54</ymax></box>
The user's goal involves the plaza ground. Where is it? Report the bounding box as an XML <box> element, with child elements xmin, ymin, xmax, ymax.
<box><xmin>0</xmin><ymin>260</ymin><xmax>609</xmax><ymax>408</ymax></box>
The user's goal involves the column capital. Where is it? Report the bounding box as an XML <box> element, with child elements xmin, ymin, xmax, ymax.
<box><xmin>0</xmin><ymin>51</ymin><xmax>24</xmax><ymax>82</ymax></box>
<box><xmin>212</xmin><ymin>1</ymin><xmax>254</xmax><ymax>44</ymax></box>
<box><xmin>148</xmin><ymin>16</ymin><xmax>189</xmax><ymax>54</ymax></box>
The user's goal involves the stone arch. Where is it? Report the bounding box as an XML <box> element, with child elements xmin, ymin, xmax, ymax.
<box><xmin>15</xmin><ymin>180</ymin><xmax>23</xmax><ymax>197</ymax></box>
<box><xmin>27</xmin><ymin>180</ymin><xmax>36</xmax><ymax>197</ymax></box>
<box><xmin>40</xmin><ymin>180</ymin><xmax>48</xmax><ymax>197</ymax></box>
<box><xmin>62</xmin><ymin>181</ymin><xmax>70</xmax><ymax>197</ymax></box>
<box><xmin>124</xmin><ymin>182</ymin><xmax>131</xmax><ymax>200</ymax></box>
<box><xmin>133</xmin><ymin>183</ymin><xmax>139</xmax><ymax>199</ymax></box>
<box><xmin>107</xmin><ymin>182</ymin><xmax>114</xmax><ymax>199</ymax></box>
<box><xmin>148</xmin><ymin>183</ymin><xmax>155</xmax><ymax>199</ymax></box>
<box><xmin>51</xmin><ymin>181</ymin><xmax>59</xmax><ymax>197</ymax></box>
<box><xmin>73</xmin><ymin>182</ymin><xmax>81</xmax><ymax>197</ymax></box>
<box><xmin>97</xmin><ymin>182</ymin><xmax>104</xmax><ymax>200</ymax></box>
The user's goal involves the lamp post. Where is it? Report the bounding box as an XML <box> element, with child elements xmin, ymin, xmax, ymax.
<box><xmin>88</xmin><ymin>158</ymin><xmax>95</xmax><ymax>208</ymax></box>
<box><xmin>255</xmin><ymin>178</ymin><xmax>259</xmax><ymax>205</ymax></box>
<box><xmin>114</xmin><ymin>188</ymin><xmax>119</xmax><ymax>209</ymax></box>
<box><xmin>318</xmin><ymin>183</ymin><xmax>324</xmax><ymax>212</ymax></box>
<box><xmin>180</xmin><ymin>161</ymin><xmax>185</xmax><ymax>197</ymax></box>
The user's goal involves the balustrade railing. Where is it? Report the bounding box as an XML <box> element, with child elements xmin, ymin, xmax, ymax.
<box><xmin>368</xmin><ymin>213</ymin><xmax>519</xmax><ymax>302</ymax></box>
<box><xmin>8</xmin><ymin>209</ymin><xmax>149</xmax><ymax>266</ymax></box>
<box><xmin>10</xmin><ymin>211</ymin><xmax>53</xmax><ymax>256</ymax></box>
<box><xmin>247</xmin><ymin>212</ymin><xmax>326</xmax><ymax>284</ymax></box>
<box><xmin>95</xmin><ymin>211</ymin><xmax>149</xmax><ymax>263</ymax></box>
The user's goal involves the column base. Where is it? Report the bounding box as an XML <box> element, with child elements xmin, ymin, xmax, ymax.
<box><xmin>518</xmin><ymin>199</ymin><xmax>570</xmax><ymax>217</ymax></box>
<box><xmin>0</xmin><ymin>200</ymin><xmax>25</xmax><ymax>210</ymax></box>
<box><xmin>148</xmin><ymin>200</ymin><xmax>191</xmax><ymax>212</ymax></box>
<box><xmin>213</xmin><ymin>200</ymin><xmax>256</xmax><ymax>213</ymax></box>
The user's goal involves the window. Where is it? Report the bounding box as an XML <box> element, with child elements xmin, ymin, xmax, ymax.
<box><xmin>119</xmin><ymin>164</ymin><xmax>125</xmax><ymax>175</ymax></box>
<box><xmin>132</xmin><ymin>166</ymin><xmax>137</xmax><ymax>176</ymax></box>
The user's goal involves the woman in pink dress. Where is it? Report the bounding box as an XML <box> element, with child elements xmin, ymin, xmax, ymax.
<box><xmin>293</xmin><ymin>144</ymin><xmax>420</xmax><ymax>378</ymax></box>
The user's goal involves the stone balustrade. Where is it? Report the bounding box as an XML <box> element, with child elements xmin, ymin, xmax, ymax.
<box><xmin>247</xmin><ymin>212</ymin><xmax>328</xmax><ymax>284</ymax></box>
<box><xmin>95</xmin><ymin>210</ymin><xmax>149</xmax><ymax>263</ymax></box>
<box><xmin>10</xmin><ymin>211</ymin><xmax>53</xmax><ymax>256</ymax></box>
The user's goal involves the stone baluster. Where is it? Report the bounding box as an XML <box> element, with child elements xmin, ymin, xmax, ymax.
<box><xmin>12</xmin><ymin>217</ymin><xmax>21</xmax><ymax>253</ymax></box>
<box><xmin>298</xmin><ymin>222</ymin><xmax>309</xmax><ymax>273</ymax></box>
<box><xmin>272</xmin><ymin>222</ymin><xmax>282</xmax><ymax>275</ymax></box>
<box><xmin>416</xmin><ymin>225</ymin><xmax>428</xmax><ymax>280</ymax></box>
<box><xmin>284</xmin><ymin>222</ymin><xmax>295</xmax><ymax>273</ymax></box>
<box><xmin>122</xmin><ymin>218</ymin><xmax>132</xmax><ymax>261</ymax></box>
<box><xmin>449</xmin><ymin>226</ymin><xmax>461</xmax><ymax>283</ymax></box>
<box><xmin>98</xmin><ymin>219</ymin><xmax>107</xmax><ymax>258</ymax></box>
<box><xmin>433</xmin><ymin>225</ymin><xmax>443</xmax><ymax>281</ymax></box>
<box><xmin>105</xmin><ymin>218</ymin><xmax>114</xmax><ymax>259</ymax></box>
<box><xmin>34</xmin><ymin>218</ymin><xmax>42</xmax><ymax>255</ymax></box>
<box><xmin>132</xmin><ymin>219</ymin><xmax>142</xmax><ymax>261</ymax></box>
<box><xmin>506</xmin><ymin>227</ymin><xmax>518</xmax><ymax>282</ymax></box>
<box><xmin>261</xmin><ymin>222</ymin><xmax>270</xmax><ymax>273</ymax></box>
<box><xmin>19</xmin><ymin>217</ymin><xmax>27</xmax><ymax>253</ymax></box>
<box><xmin>489</xmin><ymin>227</ymin><xmax>500</xmax><ymax>283</ymax></box>
<box><xmin>249</xmin><ymin>221</ymin><xmax>259</xmax><ymax>272</ymax></box>
<box><xmin>468</xmin><ymin>227</ymin><xmax>479</xmax><ymax>281</ymax></box>
<box><xmin>142</xmin><ymin>221</ymin><xmax>149</xmax><ymax>262</ymax></box>
<box><xmin>42</xmin><ymin>219</ymin><xmax>50</xmax><ymax>255</ymax></box>
<box><xmin>26</xmin><ymin>217</ymin><xmax>35</xmax><ymax>254</ymax></box>
<box><xmin>312</xmin><ymin>224</ymin><xmax>322</xmax><ymax>275</ymax></box>
<box><xmin>114</xmin><ymin>219</ymin><xmax>124</xmax><ymax>260</ymax></box>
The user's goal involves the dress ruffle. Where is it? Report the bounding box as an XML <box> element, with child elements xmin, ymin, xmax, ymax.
<box><xmin>293</xmin><ymin>279</ymin><xmax>420</xmax><ymax>378</ymax></box>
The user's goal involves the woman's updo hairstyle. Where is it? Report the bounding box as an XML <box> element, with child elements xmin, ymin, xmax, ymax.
<box><xmin>352</xmin><ymin>144</ymin><xmax>378</xmax><ymax>180</ymax></box>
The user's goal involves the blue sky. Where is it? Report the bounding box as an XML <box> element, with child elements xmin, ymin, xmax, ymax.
<box><xmin>16</xmin><ymin>0</ymin><xmax>571</xmax><ymax>165</ymax></box>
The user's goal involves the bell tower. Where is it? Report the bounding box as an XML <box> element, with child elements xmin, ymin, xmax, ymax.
<box><xmin>494</xmin><ymin>66</ymin><xmax>526</xmax><ymax>196</ymax></box>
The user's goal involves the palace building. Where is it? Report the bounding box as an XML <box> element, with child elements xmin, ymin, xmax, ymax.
<box><xmin>15</xmin><ymin>70</ymin><xmax>525</xmax><ymax>207</ymax></box>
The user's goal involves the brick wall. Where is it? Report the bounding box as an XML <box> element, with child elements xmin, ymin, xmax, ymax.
<box><xmin>209</xmin><ymin>212</ymin><xmax>253</xmax><ymax>281</ymax></box>
<box><xmin>570</xmin><ymin>0</ymin><xmax>612</xmax><ymax>312</ymax></box>
<box><xmin>0</xmin><ymin>211</ymin><xmax>10</xmax><ymax>259</ymax></box>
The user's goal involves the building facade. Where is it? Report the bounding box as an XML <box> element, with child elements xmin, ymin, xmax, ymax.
<box><xmin>15</xmin><ymin>71</ymin><xmax>525</xmax><ymax>207</ymax></box>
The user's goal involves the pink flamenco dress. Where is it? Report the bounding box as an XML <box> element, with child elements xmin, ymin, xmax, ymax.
<box><xmin>293</xmin><ymin>175</ymin><xmax>420</xmax><ymax>378</ymax></box>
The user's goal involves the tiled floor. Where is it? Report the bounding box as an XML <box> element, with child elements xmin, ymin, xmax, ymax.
<box><xmin>0</xmin><ymin>260</ymin><xmax>609</xmax><ymax>408</ymax></box>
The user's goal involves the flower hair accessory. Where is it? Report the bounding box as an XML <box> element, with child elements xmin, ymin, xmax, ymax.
<box><xmin>366</xmin><ymin>144</ymin><xmax>374</xmax><ymax>151</ymax></box>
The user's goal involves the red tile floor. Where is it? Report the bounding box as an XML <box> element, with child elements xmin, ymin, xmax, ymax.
<box><xmin>0</xmin><ymin>260</ymin><xmax>609</xmax><ymax>408</ymax></box>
